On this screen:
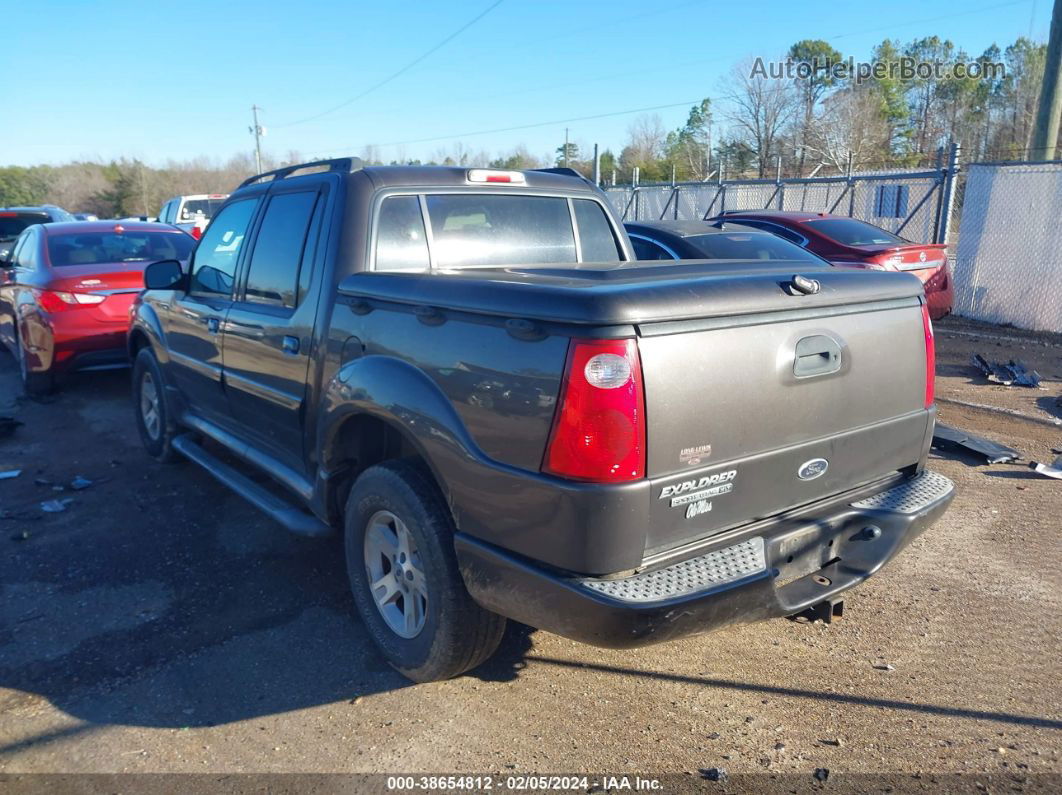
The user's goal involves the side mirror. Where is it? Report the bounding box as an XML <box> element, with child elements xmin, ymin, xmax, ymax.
<box><xmin>144</xmin><ymin>259</ymin><xmax>187</xmax><ymax>291</ymax></box>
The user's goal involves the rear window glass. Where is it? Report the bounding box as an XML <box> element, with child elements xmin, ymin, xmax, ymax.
<box><xmin>804</xmin><ymin>218</ymin><xmax>907</xmax><ymax>246</ymax></box>
<box><xmin>0</xmin><ymin>214</ymin><xmax>46</xmax><ymax>241</ymax></box>
<box><xmin>573</xmin><ymin>199</ymin><xmax>622</xmax><ymax>262</ymax></box>
<box><xmin>376</xmin><ymin>196</ymin><xmax>430</xmax><ymax>271</ymax></box>
<box><xmin>425</xmin><ymin>194</ymin><xmax>576</xmax><ymax>268</ymax></box>
<box><xmin>179</xmin><ymin>198</ymin><xmax>227</xmax><ymax>222</ymax></box>
<box><xmin>686</xmin><ymin>232</ymin><xmax>825</xmax><ymax>262</ymax></box>
<box><xmin>47</xmin><ymin>231</ymin><xmax>195</xmax><ymax>266</ymax></box>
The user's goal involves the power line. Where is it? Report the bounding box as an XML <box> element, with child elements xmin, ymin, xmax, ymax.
<box><xmin>827</xmin><ymin>0</ymin><xmax>1030</xmax><ymax>40</ymax></box>
<box><xmin>312</xmin><ymin>99</ymin><xmax>710</xmax><ymax>153</ymax></box>
<box><xmin>273</xmin><ymin>0</ymin><xmax>505</xmax><ymax>129</ymax></box>
<box><xmin>302</xmin><ymin>0</ymin><xmax>1035</xmax><ymax>156</ymax></box>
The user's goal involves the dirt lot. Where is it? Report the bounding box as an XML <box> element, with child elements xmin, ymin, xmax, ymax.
<box><xmin>0</xmin><ymin>317</ymin><xmax>1059</xmax><ymax>788</ymax></box>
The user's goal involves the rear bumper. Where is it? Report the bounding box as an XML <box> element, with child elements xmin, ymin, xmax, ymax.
<box><xmin>456</xmin><ymin>470</ymin><xmax>954</xmax><ymax>648</ymax></box>
<box><xmin>27</xmin><ymin>317</ymin><xmax>131</xmax><ymax>375</ymax></box>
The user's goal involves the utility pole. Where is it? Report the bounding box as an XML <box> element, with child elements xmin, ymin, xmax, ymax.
<box><xmin>1032</xmin><ymin>0</ymin><xmax>1062</xmax><ymax>160</ymax></box>
<box><xmin>250</xmin><ymin>105</ymin><xmax>264</xmax><ymax>174</ymax></box>
<box><xmin>592</xmin><ymin>143</ymin><xmax>600</xmax><ymax>185</ymax></box>
<box><xmin>563</xmin><ymin>128</ymin><xmax>569</xmax><ymax>168</ymax></box>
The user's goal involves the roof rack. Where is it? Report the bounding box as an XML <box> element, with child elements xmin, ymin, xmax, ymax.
<box><xmin>238</xmin><ymin>157</ymin><xmax>365</xmax><ymax>189</ymax></box>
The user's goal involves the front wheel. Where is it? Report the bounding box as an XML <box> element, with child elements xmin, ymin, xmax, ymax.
<box><xmin>345</xmin><ymin>460</ymin><xmax>506</xmax><ymax>682</ymax></box>
<box><xmin>132</xmin><ymin>347</ymin><xmax>180</xmax><ymax>462</ymax></box>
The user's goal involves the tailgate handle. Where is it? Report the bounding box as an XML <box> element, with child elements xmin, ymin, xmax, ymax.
<box><xmin>794</xmin><ymin>335</ymin><xmax>842</xmax><ymax>377</ymax></box>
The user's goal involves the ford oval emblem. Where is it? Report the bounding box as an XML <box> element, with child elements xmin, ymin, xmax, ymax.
<box><xmin>798</xmin><ymin>458</ymin><xmax>829</xmax><ymax>480</ymax></box>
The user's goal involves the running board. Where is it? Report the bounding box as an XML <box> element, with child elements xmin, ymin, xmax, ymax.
<box><xmin>171</xmin><ymin>434</ymin><xmax>332</xmax><ymax>538</ymax></box>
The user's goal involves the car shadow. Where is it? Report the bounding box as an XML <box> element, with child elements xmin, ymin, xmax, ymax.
<box><xmin>0</xmin><ymin>361</ymin><xmax>533</xmax><ymax>740</ymax></box>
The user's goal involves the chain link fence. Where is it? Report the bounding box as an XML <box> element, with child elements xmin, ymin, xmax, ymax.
<box><xmin>603</xmin><ymin>168</ymin><xmax>951</xmax><ymax>244</ymax></box>
<box><xmin>951</xmin><ymin>161</ymin><xmax>1062</xmax><ymax>332</ymax></box>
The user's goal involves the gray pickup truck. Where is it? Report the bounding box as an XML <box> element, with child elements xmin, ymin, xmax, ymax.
<box><xmin>129</xmin><ymin>159</ymin><xmax>954</xmax><ymax>682</ymax></box>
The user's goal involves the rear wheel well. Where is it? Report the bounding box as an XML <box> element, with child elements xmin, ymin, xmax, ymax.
<box><xmin>327</xmin><ymin>415</ymin><xmax>443</xmax><ymax>524</ymax></box>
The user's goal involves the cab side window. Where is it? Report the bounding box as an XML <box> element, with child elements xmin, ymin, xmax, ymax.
<box><xmin>190</xmin><ymin>199</ymin><xmax>258</xmax><ymax>297</ymax></box>
<box><xmin>242</xmin><ymin>191</ymin><xmax>319</xmax><ymax>309</ymax></box>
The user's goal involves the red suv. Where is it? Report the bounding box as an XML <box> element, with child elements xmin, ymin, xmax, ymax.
<box><xmin>0</xmin><ymin>221</ymin><xmax>194</xmax><ymax>394</ymax></box>
<box><xmin>707</xmin><ymin>211</ymin><xmax>953</xmax><ymax>319</ymax></box>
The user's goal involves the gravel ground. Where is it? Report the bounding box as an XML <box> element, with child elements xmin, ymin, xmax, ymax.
<box><xmin>0</xmin><ymin>317</ymin><xmax>1059</xmax><ymax>790</ymax></box>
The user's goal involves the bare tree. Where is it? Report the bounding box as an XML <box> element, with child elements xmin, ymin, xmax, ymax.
<box><xmin>806</xmin><ymin>86</ymin><xmax>891</xmax><ymax>172</ymax></box>
<box><xmin>723</xmin><ymin>58</ymin><xmax>798</xmax><ymax>177</ymax></box>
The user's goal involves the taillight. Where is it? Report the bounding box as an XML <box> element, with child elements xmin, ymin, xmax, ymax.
<box><xmin>922</xmin><ymin>302</ymin><xmax>935</xmax><ymax>408</ymax></box>
<box><xmin>190</xmin><ymin>225</ymin><xmax>203</xmax><ymax>240</ymax></box>
<box><xmin>543</xmin><ymin>338</ymin><xmax>646</xmax><ymax>483</ymax></box>
<box><xmin>35</xmin><ymin>289</ymin><xmax>105</xmax><ymax>313</ymax></box>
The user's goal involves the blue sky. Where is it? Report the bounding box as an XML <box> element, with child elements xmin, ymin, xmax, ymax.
<box><xmin>2</xmin><ymin>0</ymin><xmax>1052</xmax><ymax>167</ymax></box>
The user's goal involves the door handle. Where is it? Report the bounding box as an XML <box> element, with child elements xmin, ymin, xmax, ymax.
<box><xmin>206</xmin><ymin>317</ymin><xmax>219</xmax><ymax>334</ymax></box>
<box><xmin>794</xmin><ymin>335</ymin><xmax>842</xmax><ymax>377</ymax></box>
<box><xmin>282</xmin><ymin>335</ymin><xmax>300</xmax><ymax>355</ymax></box>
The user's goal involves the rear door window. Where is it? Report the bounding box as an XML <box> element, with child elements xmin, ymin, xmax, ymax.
<box><xmin>242</xmin><ymin>191</ymin><xmax>319</xmax><ymax>308</ymax></box>
<box><xmin>190</xmin><ymin>199</ymin><xmax>258</xmax><ymax>297</ymax></box>
<box><xmin>16</xmin><ymin>229</ymin><xmax>40</xmax><ymax>270</ymax></box>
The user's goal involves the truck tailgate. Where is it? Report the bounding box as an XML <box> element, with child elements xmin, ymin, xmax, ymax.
<box><xmin>638</xmin><ymin>297</ymin><xmax>931</xmax><ymax>554</ymax></box>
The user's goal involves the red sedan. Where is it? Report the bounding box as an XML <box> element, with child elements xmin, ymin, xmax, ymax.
<box><xmin>707</xmin><ymin>210</ymin><xmax>953</xmax><ymax>319</ymax></box>
<box><xmin>0</xmin><ymin>221</ymin><xmax>194</xmax><ymax>394</ymax></box>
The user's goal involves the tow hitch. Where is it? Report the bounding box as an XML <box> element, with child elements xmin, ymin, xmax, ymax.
<box><xmin>795</xmin><ymin>598</ymin><xmax>845</xmax><ymax>624</ymax></box>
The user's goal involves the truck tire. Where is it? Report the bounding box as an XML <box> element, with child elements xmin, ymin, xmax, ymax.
<box><xmin>344</xmin><ymin>460</ymin><xmax>506</xmax><ymax>682</ymax></box>
<box><xmin>132</xmin><ymin>347</ymin><xmax>180</xmax><ymax>463</ymax></box>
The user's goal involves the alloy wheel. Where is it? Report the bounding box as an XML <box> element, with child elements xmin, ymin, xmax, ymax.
<box><xmin>363</xmin><ymin>510</ymin><xmax>429</xmax><ymax>639</ymax></box>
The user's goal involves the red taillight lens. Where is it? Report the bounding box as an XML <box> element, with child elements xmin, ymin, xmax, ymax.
<box><xmin>35</xmin><ymin>289</ymin><xmax>104</xmax><ymax>313</ymax></box>
<box><xmin>922</xmin><ymin>302</ymin><xmax>935</xmax><ymax>408</ymax></box>
<box><xmin>543</xmin><ymin>338</ymin><xmax>646</xmax><ymax>483</ymax></box>
<box><xmin>190</xmin><ymin>225</ymin><xmax>203</xmax><ymax>240</ymax></box>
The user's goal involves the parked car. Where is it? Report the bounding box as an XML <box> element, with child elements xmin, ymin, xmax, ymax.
<box><xmin>625</xmin><ymin>219</ymin><xmax>835</xmax><ymax>264</ymax></box>
<box><xmin>157</xmin><ymin>194</ymin><xmax>229</xmax><ymax>239</ymax></box>
<box><xmin>129</xmin><ymin>160</ymin><xmax>953</xmax><ymax>683</ymax></box>
<box><xmin>705</xmin><ymin>210</ymin><xmax>953</xmax><ymax>319</ymax></box>
<box><xmin>0</xmin><ymin>221</ymin><xmax>194</xmax><ymax>394</ymax></box>
<box><xmin>0</xmin><ymin>205</ymin><xmax>76</xmax><ymax>260</ymax></box>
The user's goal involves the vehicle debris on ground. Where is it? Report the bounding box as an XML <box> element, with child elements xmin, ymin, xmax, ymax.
<box><xmin>1028</xmin><ymin>457</ymin><xmax>1062</xmax><ymax>480</ymax></box>
<box><xmin>931</xmin><ymin>423</ymin><xmax>1020</xmax><ymax>464</ymax></box>
<box><xmin>971</xmin><ymin>354</ymin><xmax>1042</xmax><ymax>387</ymax></box>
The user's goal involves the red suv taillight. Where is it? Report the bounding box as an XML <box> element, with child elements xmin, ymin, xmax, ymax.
<box><xmin>35</xmin><ymin>289</ymin><xmax>105</xmax><ymax>313</ymax></box>
<box><xmin>190</xmin><ymin>225</ymin><xmax>203</xmax><ymax>240</ymax></box>
<box><xmin>543</xmin><ymin>338</ymin><xmax>646</xmax><ymax>483</ymax></box>
<box><xmin>922</xmin><ymin>302</ymin><xmax>935</xmax><ymax>408</ymax></box>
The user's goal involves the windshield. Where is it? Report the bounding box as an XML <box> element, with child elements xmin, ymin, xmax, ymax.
<box><xmin>0</xmin><ymin>213</ymin><xmax>47</xmax><ymax>241</ymax></box>
<box><xmin>804</xmin><ymin>218</ymin><xmax>908</xmax><ymax>246</ymax></box>
<box><xmin>47</xmin><ymin>231</ymin><xmax>195</xmax><ymax>266</ymax></box>
<box><xmin>686</xmin><ymin>231</ymin><xmax>826</xmax><ymax>262</ymax></box>
<box><xmin>179</xmin><ymin>198</ymin><xmax>227</xmax><ymax>222</ymax></box>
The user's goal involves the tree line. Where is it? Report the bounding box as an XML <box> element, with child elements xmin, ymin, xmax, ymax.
<box><xmin>1</xmin><ymin>32</ymin><xmax>1055</xmax><ymax>214</ymax></box>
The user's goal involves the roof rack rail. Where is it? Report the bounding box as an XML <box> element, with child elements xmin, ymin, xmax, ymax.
<box><xmin>238</xmin><ymin>157</ymin><xmax>365</xmax><ymax>189</ymax></box>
